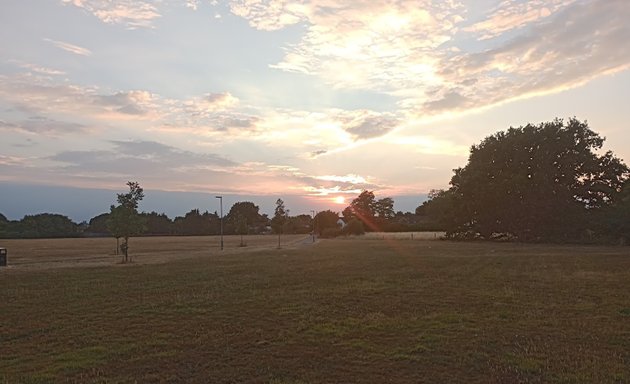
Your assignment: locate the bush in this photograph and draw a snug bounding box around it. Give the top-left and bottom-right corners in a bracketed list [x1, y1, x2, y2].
[321, 227, 342, 238]
[343, 218, 365, 236]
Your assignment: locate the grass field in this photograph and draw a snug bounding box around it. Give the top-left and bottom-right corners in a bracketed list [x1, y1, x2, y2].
[1, 236, 629, 383]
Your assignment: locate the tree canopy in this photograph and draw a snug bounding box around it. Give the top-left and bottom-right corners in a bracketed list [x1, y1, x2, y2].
[313, 210, 339, 235]
[107, 181, 146, 262]
[421, 118, 629, 242]
[225, 201, 266, 235]
[342, 190, 395, 231]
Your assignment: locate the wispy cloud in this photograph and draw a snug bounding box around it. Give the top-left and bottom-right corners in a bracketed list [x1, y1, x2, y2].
[61, 0, 161, 29]
[425, 0, 630, 117]
[43, 38, 92, 56]
[230, 0, 630, 120]
[465, 0, 575, 39]
[9, 60, 66, 76]
[0, 117, 88, 135]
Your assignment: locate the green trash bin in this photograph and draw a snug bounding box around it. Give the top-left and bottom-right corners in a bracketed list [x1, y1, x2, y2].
[0, 248, 6, 267]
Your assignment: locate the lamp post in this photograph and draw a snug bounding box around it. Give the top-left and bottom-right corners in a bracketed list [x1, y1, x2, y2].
[216, 196, 223, 250]
[310, 210, 316, 243]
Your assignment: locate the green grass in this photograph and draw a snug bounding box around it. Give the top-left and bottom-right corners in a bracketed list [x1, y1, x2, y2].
[1, 239, 629, 383]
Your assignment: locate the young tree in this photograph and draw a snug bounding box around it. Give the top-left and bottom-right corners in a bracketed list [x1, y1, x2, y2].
[271, 198, 287, 248]
[107, 181, 146, 262]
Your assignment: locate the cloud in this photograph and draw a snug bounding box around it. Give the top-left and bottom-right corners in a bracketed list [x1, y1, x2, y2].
[61, 0, 161, 29]
[186, 0, 200, 10]
[465, 0, 575, 39]
[49, 140, 237, 177]
[315, 174, 367, 184]
[9, 61, 66, 76]
[0, 155, 28, 166]
[0, 72, 263, 139]
[310, 149, 327, 158]
[229, 0, 307, 31]
[338, 111, 400, 140]
[230, 0, 630, 120]
[0, 74, 166, 122]
[183, 92, 239, 116]
[43, 38, 92, 56]
[426, 0, 630, 116]
[0, 117, 87, 135]
[263, 0, 460, 92]
[93, 90, 157, 116]
[421, 90, 470, 112]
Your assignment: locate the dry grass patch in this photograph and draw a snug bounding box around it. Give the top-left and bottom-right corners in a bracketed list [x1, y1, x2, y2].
[1, 239, 629, 383]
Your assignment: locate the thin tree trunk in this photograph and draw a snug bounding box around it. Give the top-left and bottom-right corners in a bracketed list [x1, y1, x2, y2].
[124, 237, 129, 263]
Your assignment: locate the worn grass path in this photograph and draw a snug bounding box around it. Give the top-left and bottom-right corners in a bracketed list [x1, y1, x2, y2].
[1, 238, 629, 383]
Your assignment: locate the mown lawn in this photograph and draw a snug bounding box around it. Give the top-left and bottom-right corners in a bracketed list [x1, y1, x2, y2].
[1, 239, 629, 383]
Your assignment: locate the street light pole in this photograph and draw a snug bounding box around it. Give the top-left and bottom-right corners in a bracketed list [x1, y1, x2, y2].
[216, 196, 223, 250]
[310, 210, 316, 243]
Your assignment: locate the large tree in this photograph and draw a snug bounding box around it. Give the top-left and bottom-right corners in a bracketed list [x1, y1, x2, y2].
[343, 191, 395, 231]
[428, 118, 629, 241]
[313, 210, 339, 235]
[107, 181, 146, 262]
[225, 201, 266, 235]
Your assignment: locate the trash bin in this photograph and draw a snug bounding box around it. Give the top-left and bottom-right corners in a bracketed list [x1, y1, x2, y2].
[0, 248, 6, 267]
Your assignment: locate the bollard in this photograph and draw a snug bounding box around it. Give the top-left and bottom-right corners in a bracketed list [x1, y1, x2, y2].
[0, 248, 7, 267]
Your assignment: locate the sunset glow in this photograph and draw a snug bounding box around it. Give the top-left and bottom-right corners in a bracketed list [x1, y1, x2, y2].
[334, 196, 346, 205]
[1, 1, 629, 220]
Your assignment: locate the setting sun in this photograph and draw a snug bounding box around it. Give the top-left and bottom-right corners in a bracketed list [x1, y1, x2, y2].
[333, 196, 346, 205]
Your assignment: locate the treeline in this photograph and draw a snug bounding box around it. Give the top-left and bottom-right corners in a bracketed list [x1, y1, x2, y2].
[0, 213, 83, 239]
[0, 200, 434, 239]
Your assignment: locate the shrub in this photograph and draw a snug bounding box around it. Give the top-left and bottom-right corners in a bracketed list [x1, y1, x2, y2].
[343, 218, 365, 236]
[321, 227, 342, 238]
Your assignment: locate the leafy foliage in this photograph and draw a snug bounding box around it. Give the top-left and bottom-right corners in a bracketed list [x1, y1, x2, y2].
[87, 213, 110, 234]
[271, 199, 288, 247]
[343, 191, 395, 231]
[343, 218, 365, 236]
[314, 210, 340, 235]
[421, 119, 629, 242]
[225, 202, 267, 235]
[0, 213, 79, 239]
[270, 199, 287, 235]
[107, 181, 146, 262]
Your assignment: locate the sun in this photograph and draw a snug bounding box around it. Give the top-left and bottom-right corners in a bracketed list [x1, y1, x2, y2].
[333, 196, 346, 204]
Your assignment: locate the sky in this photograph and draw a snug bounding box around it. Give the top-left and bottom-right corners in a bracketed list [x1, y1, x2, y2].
[1, 0, 629, 221]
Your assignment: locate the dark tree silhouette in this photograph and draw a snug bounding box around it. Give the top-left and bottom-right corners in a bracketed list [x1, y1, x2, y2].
[423, 118, 629, 241]
[225, 201, 266, 235]
[313, 210, 339, 235]
[343, 191, 396, 231]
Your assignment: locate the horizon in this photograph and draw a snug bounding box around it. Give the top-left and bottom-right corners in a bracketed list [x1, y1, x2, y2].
[0, 182, 428, 222]
[1, 1, 629, 218]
